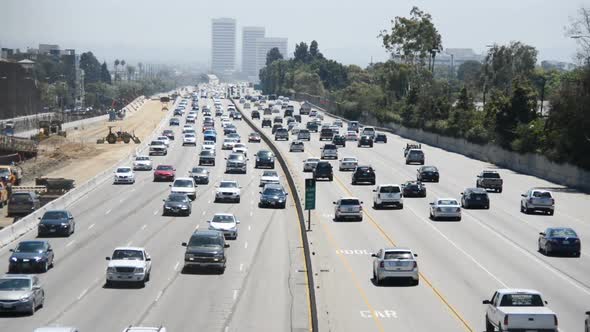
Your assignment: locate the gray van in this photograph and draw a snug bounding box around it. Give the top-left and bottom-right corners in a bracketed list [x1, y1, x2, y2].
[7, 192, 41, 217]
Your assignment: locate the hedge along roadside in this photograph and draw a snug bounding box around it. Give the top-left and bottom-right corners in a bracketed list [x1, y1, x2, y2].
[0, 94, 178, 249]
[230, 97, 319, 332]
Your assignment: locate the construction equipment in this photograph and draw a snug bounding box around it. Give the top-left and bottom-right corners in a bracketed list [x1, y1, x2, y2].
[34, 120, 67, 141]
[0, 165, 23, 185]
[96, 126, 141, 144]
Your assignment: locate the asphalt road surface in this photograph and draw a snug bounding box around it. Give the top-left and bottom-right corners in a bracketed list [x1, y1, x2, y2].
[236, 96, 590, 332]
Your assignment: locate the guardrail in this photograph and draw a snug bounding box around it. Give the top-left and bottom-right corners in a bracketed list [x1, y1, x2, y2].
[0, 95, 176, 249]
[230, 97, 319, 332]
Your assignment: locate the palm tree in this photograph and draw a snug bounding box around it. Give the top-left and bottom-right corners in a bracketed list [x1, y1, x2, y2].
[120, 60, 126, 80]
[114, 59, 120, 81]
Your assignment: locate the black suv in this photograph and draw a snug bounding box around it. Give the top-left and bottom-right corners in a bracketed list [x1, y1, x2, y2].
[358, 135, 374, 147]
[320, 128, 334, 141]
[313, 161, 333, 181]
[417, 166, 439, 182]
[255, 150, 275, 168]
[251, 110, 260, 119]
[351, 166, 376, 185]
[374, 133, 387, 143]
[461, 188, 490, 209]
[262, 118, 272, 128]
[332, 134, 346, 147]
[402, 181, 427, 197]
[271, 124, 283, 134]
[182, 230, 229, 273]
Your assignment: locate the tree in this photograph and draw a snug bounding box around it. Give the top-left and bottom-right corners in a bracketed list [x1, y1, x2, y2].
[493, 79, 538, 148]
[114, 59, 120, 76]
[482, 42, 538, 93]
[294, 42, 309, 62]
[309, 40, 323, 59]
[457, 60, 482, 88]
[380, 7, 443, 68]
[79, 52, 102, 87]
[138, 62, 144, 79]
[266, 47, 283, 66]
[566, 6, 590, 63]
[100, 61, 111, 84]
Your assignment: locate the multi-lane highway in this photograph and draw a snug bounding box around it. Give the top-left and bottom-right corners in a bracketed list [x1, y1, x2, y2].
[235, 94, 590, 332]
[0, 91, 310, 332]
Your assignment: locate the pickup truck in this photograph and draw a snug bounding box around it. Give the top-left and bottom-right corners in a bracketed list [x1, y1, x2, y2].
[148, 141, 167, 156]
[477, 170, 503, 193]
[483, 289, 558, 332]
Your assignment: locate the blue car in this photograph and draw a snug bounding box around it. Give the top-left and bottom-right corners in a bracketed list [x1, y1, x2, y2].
[538, 227, 581, 257]
[9, 240, 55, 273]
[203, 130, 217, 143]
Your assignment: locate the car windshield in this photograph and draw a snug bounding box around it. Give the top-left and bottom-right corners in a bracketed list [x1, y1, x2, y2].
[112, 250, 144, 260]
[438, 200, 458, 206]
[151, 141, 164, 145]
[156, 165, 173, 170]
[471, 193, 488, 199]
[229, 154, 244, 161]
[0, 169, 10, 177]
[357, 167, 372, 172]
[184, 134, 195, 138]
[340, 199, 360, 205]
[422, 167, 437, 172]
[189, 235, 222, 248]
[201, 151, 213, 156]
[212, 215, 235, 223]
[157, 136, 168, 140]
[307, 158, 320, 163]
[263, 171, 278, 177]
[548, 228, 577, 237]
[532, 191, 552, 198]
[482, 172, 500, 178]
[43, 211, 67, 219]
[191, 168, 206, 174]
[16, 241, 45, 252]
[220, 182, 237, 188]
[324, 145, 336, 150]
[384, 251, 413, 260]
[117, 167, 131, 173]
[409, 150, 423, 156]
[136, 156, 149, 161]
[263, 188, 283, 195]
[173, 180, 193, 187]
[0, 278, 31, 291]
[168, 195, 187, 202]
[500, 294, 544, 307]
[380, 186, 400, 193]
[343, 158, 356, 162]
[405, 183, 420, 189]
[10, 193, 31, 202]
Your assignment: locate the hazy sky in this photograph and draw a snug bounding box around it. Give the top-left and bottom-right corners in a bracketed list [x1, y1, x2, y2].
[0, 0, 584, 68]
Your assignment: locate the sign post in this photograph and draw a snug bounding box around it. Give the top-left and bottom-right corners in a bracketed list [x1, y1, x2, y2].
[305, 178, 316, 231]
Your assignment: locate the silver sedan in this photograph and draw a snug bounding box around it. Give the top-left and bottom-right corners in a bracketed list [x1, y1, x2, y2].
[429, 198, 461, 221]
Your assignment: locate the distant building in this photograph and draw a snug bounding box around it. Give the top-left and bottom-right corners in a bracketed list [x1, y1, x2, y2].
[207, 74, 219, 85]
[255, 37, 288, 76]
[211, 18, 236, 77]
[435, 48, 485, 67]
[38, 44, 59, 55]
[242, 26, 265, 78]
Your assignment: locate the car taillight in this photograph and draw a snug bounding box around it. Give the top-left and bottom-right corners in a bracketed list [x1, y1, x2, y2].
[553, 314, 558, 326]
[456, 208, 461, 212]
[551, 198, 555, 204]
[379, 261, 384, 268]
[504, 315, 508, 326]
[412, 261, 417, 269]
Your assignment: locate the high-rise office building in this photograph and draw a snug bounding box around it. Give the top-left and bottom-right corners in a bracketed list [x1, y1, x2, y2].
[211, 18, 236, 76]
[242, 27, 265, 77]
[255, 37, 288, 75]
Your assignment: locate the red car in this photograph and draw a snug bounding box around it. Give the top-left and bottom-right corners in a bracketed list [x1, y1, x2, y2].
[248, 132, 261, 143]
[153, 165, 176, 182]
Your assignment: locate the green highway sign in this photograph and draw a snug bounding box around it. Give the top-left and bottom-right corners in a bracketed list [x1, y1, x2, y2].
[305, 178, 316, 210]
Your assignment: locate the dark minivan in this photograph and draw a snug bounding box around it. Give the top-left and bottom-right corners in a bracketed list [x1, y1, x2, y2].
[313, 161, 333, 181]
[8, 192, 41, 217]
[182, 230, 229, 273]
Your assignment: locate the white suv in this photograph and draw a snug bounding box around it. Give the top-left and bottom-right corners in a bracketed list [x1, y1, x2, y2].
[373, 184, 403, 209]
[170, 177, 196, 200]
[521, 189, 555, 215]
[106, 247, 152, 287]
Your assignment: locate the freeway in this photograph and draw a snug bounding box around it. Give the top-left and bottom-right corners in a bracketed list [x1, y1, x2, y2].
[0, 92, 310, 332]
[236, 96, 590, 332]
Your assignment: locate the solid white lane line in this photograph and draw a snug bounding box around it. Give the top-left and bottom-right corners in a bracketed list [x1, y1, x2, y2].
[88, 223, 95, 230]
[105, 209, 112, 215]
[174, 261, 180, 271]
[233, 289, 238, 301]
[155, 290, 163, 302]
[207, 200, 211, 204]
[202, 211, 206, 216]
[66, 240, 75, 247]
[77, 288, 88, 300]
[141, 224, 147, 231]
[249, 211, 253, 217]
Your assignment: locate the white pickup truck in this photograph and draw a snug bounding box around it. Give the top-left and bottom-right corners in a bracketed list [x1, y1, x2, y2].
[483, 289, 558, 332]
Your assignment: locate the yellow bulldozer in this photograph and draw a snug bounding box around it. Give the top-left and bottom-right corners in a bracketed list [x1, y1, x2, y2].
[96, 126, 140, 144]
[32, 120, 67, 141]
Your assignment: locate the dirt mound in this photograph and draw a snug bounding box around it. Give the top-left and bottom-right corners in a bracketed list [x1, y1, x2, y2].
[48, 142, 99, 160]
[39, 135, 68, 146]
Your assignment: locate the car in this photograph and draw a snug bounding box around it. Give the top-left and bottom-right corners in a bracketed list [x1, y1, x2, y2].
[358, 135, 374, 148]
[346, 130, 358, 141]
[186, 114, 196, 123]
[133, 155, 153, 171]
[460, 188, 490, 209]
[483, 289, 558, 332]
[372, 248, 419, 285]
[289, 140, 305, 152]
[404, 143, 422, 157]
[320, 127, 334, 141]
[199, 150, 216, 166]
[374, 133, 387, 143]
[149, 140, 167, 156]
[182, 133, 197, 146]
[162, 129, 175, 140]
[259, 183, 288, 209]
[263, 108, 272, 116]
[232, 143, 248, 156]
[169, 118, 180, 126]
[402, 181, 427, 197]
[9, 240, 54, 273]
[297, 129, 311, 141]
[248, 132, 261, 142]
[162, 193, 192, 216]
[321, 143, 338, 159]
[37, 210, 75, 237]
[361, 126, 376, 139]
[170, 177, 196, 200]
[373, 184, 403, 209]
[153, 165, 175, 181]
[333, 119, 343, 127]
[476, 170, 503, 193]
[405, 149, 425, 165]
[429, 198, 461, 221]
[339, 157, 358, 171]
[105, 247, 152, 287]
[352, 166, 376, 185]
[215, 180, 241, 203]
[233, 112, 242, 120]
[333, 197, 363, 221]
[332, 134, 346, 147]
[182, 230, 228, 273]
[7, 192, 41, 217]
[300, 157, 319, 173]
[203, 130, 217, 143]
[223, 125, 237, 135]
[521, 189, 555, 215]
[208, 213, 240, 239]
[155, 136, 170, 147]
[225, 153, 248, 174]
[348, 121, 360, 133]
[255, 150, 275, 168]
[586, 311, 590, 332]
[183, 124, 194, 132]
[222, 137, 239, 150]
[174, 108, 183, 116]
[275, 128, 289, 140]
[417, 166, 439, 182]
[306, 122, 319, 132]
[0, 274, 44, 315]
[262, 118, 272, 128]
[271, 124, 283, 134]
[114, 167, 135, 184]
[251, 110, 260, 119]
[188, 167, 210, 184]
[313, 161, 333, 181]
[244, 103, 251, 109]
[538, 227, 581, 257]
[226, 132, 241, 142]
[201, 140, 216, 151]
[259, 170, 280, 187]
